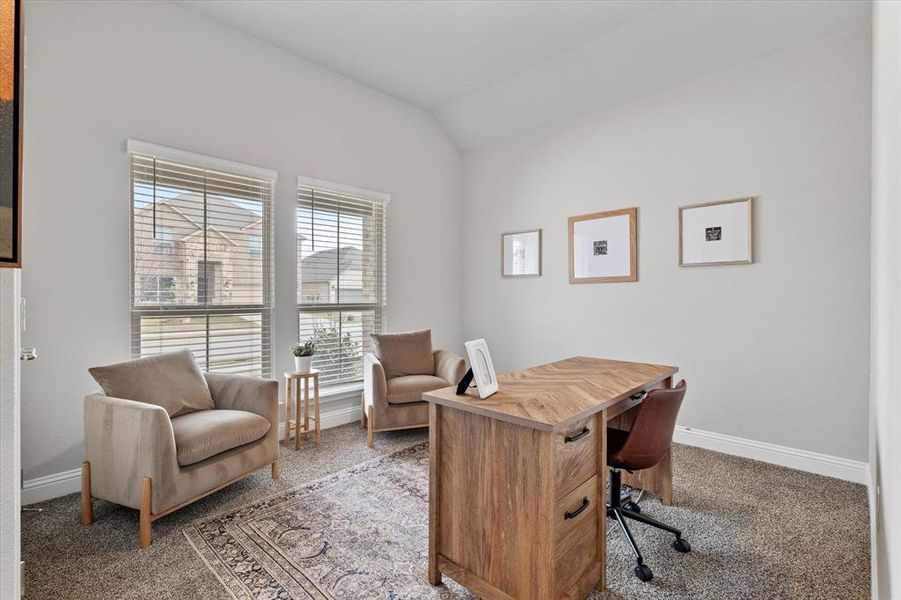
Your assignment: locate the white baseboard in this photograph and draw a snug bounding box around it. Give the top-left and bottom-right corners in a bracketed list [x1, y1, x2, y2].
[22, 403, 364, 506]
[21, 468, 83, 506]
[674, 425, 868, 484]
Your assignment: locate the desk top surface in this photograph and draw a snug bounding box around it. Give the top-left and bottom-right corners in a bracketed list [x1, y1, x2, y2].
[423, 356, 678, 432]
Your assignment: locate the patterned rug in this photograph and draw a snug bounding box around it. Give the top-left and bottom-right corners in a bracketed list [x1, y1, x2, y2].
[185, 440, 871, 600]
[184, 442, 473, 599]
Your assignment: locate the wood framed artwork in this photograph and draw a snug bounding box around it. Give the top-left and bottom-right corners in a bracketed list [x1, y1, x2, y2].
[0, 0, 23, 267]
[679, 197, 753, 267]
[501, 228, 541, 278]
[568, 207, 637, 283]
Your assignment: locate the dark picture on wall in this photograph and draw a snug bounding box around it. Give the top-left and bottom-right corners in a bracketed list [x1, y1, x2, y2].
[593, 240, 608, 255]
[0, 0, 22, 267]
[705, 226, 722, 241]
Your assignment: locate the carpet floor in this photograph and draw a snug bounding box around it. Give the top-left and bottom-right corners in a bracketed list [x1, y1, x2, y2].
[21, 423, 869, 599]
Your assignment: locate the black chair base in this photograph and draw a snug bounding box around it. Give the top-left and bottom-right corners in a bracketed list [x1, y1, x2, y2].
[607, 468, 690, 582]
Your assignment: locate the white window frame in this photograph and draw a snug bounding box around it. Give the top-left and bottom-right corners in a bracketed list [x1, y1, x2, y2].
[128, 139, 277, 377]
[296, 176, 389, 387]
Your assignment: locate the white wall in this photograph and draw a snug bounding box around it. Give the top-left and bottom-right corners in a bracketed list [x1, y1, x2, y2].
[870, 2, 901, 596]
[462, 30, 871, 462]
[20, 0, 461, 481]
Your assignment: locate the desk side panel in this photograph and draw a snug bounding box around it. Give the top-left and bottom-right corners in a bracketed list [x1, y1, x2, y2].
[437, 407, 555, 599]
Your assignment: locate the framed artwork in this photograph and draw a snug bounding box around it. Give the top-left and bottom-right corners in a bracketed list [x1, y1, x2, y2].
[1, 0, 22, 267]
[679, 197, 753, 267]
[501, 229, 541, 278]
[464, 338, 498, 399]
[568, 207, 637, 284]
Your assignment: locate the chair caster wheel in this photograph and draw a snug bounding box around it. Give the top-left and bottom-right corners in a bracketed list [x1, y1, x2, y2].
[623, 500, 641, 513]
[634, 564, 653, 582]
[673, 538, 691, 553]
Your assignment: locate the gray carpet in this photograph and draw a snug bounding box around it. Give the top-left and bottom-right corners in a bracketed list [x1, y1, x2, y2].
[21, 423, 869, 599]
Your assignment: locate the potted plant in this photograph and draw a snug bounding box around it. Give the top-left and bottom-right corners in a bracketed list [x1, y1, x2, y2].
[291, 340, 315, 373]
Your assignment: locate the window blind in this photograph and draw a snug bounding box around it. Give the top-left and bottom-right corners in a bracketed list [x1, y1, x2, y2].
[130, 151, 274, 377]
[297, 185, 387, 386]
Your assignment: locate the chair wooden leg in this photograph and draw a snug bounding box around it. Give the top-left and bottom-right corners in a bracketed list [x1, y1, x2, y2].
[360, 397, 367, 428]
[271, 459, 280, 480]
[139, 477, 152, 549]
[367, 405, 375, 448]
[81, 462, 94, 526]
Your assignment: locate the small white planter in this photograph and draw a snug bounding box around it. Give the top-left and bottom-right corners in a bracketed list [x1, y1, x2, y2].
[294, 355, 313, 373]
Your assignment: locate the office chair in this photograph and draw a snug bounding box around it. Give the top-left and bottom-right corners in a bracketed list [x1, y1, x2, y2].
[607, 380, 690, 582]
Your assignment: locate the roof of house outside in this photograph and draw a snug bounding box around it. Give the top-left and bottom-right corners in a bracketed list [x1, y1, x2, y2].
[301, 246, 361, 284]
[138, 194, 262, 237]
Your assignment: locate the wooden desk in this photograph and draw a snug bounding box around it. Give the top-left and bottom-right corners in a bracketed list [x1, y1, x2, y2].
[423, 356, 678, 599]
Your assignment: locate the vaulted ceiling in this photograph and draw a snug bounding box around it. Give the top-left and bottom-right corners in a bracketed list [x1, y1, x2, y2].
[178, 1, 870, 150]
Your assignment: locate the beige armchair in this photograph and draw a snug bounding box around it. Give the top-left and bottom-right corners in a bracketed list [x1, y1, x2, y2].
[362, 329, 465, 447]
[82, 350, 279, 548]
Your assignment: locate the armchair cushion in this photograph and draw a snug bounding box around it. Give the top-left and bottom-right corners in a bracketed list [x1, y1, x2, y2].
[171, 409, 270, 466]
[88, 349, 214, 417]
[371, 329, 434, 379]
[387, 375, 450, 405]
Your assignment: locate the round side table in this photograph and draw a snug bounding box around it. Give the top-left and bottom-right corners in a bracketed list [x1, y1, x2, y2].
[284, 369, 320, 449]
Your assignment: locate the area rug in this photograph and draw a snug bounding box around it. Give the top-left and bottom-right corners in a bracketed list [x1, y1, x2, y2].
[185, 440, 870, 600]
[184, 442, 474, 599]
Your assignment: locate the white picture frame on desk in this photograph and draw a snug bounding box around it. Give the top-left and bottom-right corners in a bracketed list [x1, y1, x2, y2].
[464, 338, 499, 399]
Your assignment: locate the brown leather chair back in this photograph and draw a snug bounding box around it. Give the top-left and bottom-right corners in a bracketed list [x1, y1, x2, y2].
[609, 380, 687, 471]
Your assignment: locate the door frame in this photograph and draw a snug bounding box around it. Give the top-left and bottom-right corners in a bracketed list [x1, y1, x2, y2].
[0, 269, 22, 597]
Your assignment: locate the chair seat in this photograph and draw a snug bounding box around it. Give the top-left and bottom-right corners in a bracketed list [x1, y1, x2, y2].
[387, 375, 450, 405]
[171, 409, 270, 466]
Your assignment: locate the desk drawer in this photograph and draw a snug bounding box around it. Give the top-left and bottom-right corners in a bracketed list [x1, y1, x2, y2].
[555, 527, 598, 597]
[554, 418, 597, 499]
[554, 475, 598, 555]
[554, 476, 599, 596]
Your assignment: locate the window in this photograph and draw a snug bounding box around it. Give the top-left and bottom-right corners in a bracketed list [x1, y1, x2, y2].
[130, 141, 275, 377]
[249, 234, 262, 259]
[297, 179, 388, 386]
[139, 275, 175, 303]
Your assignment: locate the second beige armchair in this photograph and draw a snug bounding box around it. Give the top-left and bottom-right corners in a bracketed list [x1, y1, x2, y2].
[362, 329, 465, 447]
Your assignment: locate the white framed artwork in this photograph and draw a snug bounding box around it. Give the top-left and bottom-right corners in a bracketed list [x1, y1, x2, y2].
[502, 229, 542, 278]
[568, 207, 637, 284]
[679, 197, 753, 266]
[464, 338, 499, 399]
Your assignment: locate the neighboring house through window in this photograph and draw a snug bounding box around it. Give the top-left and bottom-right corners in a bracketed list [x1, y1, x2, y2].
[296, 178, 388, 386]
[129, 140, 276, 377]
[139, 275, 175, 304]
[153, 225, 175, 253]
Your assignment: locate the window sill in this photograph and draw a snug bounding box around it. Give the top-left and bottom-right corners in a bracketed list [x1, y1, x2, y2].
[320, 381, 364, 400]
[279, 382, 361, 412]
[279, 381, 363, 405]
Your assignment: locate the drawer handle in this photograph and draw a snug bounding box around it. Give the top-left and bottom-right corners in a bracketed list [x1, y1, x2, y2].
[564, 497, 590, 520]
[564, 427, 590, 443]
[630, 390, 647, 400]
